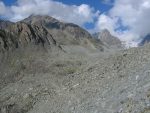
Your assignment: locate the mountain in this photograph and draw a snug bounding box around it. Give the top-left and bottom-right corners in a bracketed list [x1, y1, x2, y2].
[0, 19, 14, 29]
[0, 15, 104, 90]
[0, 15, 104, 53]
[93, 29, 123, 49]
[139, 34, 150, 46]
[1, 15, 150, 113]
[22, 15, 104, 50]
[0, 22, 59, 54]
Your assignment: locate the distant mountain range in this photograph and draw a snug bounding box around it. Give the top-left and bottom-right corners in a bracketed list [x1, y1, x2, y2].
[2, 15, 149, 53]
[0, 15, 104, 53]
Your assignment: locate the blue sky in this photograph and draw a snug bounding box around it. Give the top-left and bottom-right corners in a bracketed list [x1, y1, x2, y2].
[54, 0, 114, 30]
[3, 0, 113, 11]
[54, 0, 113, 12]
[2, 0, 17, 6]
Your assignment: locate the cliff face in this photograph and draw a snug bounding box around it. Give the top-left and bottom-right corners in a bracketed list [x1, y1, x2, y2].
[23, 15, 104, 50]
[0, 22, 58, 53]
[0, 15, 104, 53]
[100, 29, 122, 47]
[93, 29, 123, 49]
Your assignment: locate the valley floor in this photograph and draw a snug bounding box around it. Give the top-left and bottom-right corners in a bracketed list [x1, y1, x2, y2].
[1, 45, 150, 113]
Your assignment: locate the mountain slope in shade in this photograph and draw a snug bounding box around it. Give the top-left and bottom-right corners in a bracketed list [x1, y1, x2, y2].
[22, 15, 104, 50]
[0, 15, 104, 53]
[0, 19, 14, 29]
[0, 22, 59, 53]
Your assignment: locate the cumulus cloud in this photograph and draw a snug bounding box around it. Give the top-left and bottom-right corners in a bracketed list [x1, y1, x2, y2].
[0, 0, 98, 26]
[0, 1, 9, 15]
[111, 0, 150, 36]
[96, 0, 150, 47]
[95, 14, 117, 34]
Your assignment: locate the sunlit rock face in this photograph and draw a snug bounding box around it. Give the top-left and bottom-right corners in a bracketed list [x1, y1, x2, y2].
[93, 29, 123, 49]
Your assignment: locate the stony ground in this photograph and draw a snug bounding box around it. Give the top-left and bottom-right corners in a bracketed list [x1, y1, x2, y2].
[1, 44, 150, 113]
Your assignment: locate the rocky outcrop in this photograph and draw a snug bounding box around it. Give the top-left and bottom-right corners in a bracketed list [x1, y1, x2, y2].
[0, 30, 18, 52]
[94, 29, 122, 49]
[0, 22, 58, 53]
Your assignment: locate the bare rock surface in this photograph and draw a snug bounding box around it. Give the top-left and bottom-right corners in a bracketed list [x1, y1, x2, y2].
[93, 29, 123, 50]
[23, 15, 104, 50]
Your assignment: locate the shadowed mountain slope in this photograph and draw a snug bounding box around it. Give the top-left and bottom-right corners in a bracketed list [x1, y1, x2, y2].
[0, 20, 14, 29]
[23, 15, 104, 50]
[0, 15, 104, 53]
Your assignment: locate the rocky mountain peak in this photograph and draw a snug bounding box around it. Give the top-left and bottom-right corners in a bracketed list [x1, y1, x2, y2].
[93, 29, 123, 49]
[100, 29, 110, 35]
[0, 15, 104, 53]
[101, 29, 122, 48]
[22, 15, 104, 50]
[23, 15, 59, 25]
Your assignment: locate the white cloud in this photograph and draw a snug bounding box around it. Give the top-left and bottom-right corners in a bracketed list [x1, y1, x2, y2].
[96, 0, 150, 47]
[95, 14, 117, 35]
[0, 2, 8, 15]
[110, 0, 150, 36]
[0, 0, 98, 26]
